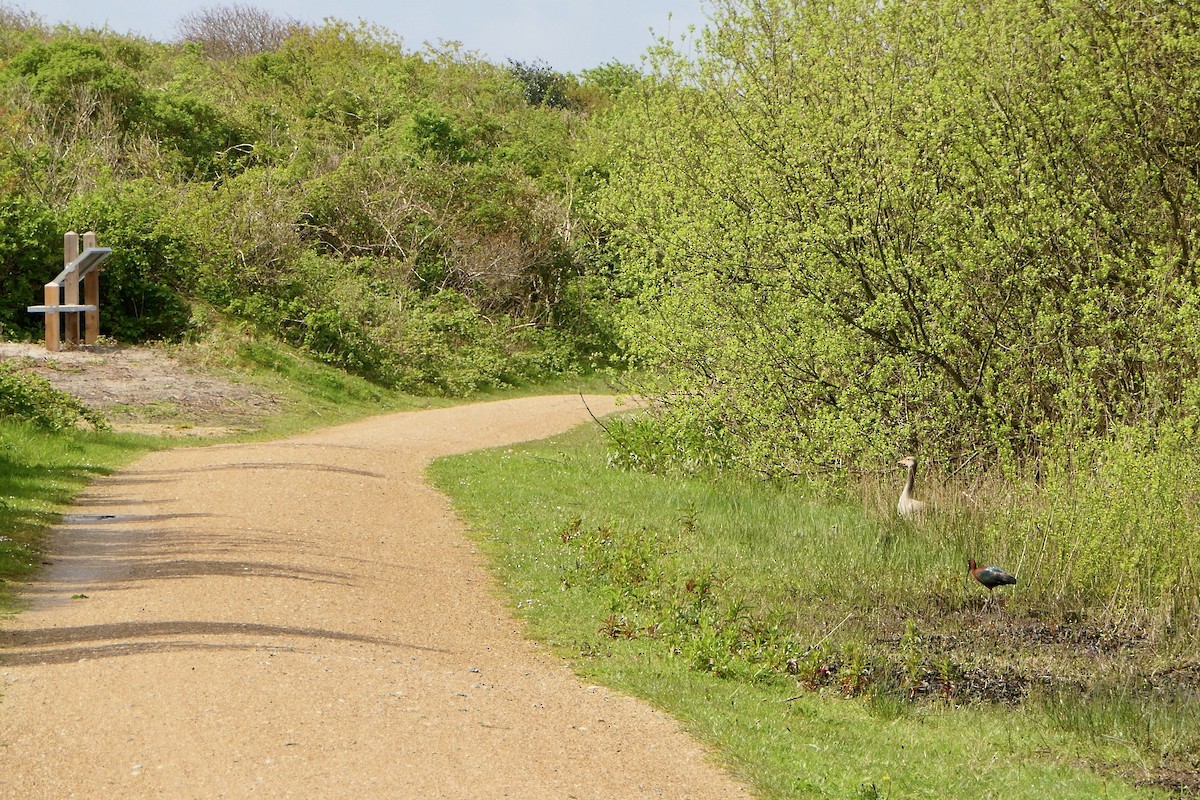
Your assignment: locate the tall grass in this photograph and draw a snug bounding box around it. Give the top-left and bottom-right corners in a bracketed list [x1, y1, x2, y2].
[973, 426, 1200, 639]
[1037, 679, 1200, 778]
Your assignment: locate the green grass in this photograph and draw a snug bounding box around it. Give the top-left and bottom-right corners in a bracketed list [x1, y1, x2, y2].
[166, 323, 620, 439]
[165, 332, 442, 439]
[0, 422, 161, 612]
[614, 659, 1157, 799]
[428, 422, 1179, 799]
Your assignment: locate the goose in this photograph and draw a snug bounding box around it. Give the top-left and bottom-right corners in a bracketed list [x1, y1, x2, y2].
[896, 455, 927, 518]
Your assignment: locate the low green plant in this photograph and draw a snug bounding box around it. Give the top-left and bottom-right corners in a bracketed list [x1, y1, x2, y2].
[0, 361, 107, 431]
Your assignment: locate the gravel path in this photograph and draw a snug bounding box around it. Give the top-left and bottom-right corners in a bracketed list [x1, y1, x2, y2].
[0, 395, 751, 799]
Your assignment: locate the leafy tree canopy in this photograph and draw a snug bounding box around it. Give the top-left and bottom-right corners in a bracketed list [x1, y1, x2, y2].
[603, 0, 1200, 475]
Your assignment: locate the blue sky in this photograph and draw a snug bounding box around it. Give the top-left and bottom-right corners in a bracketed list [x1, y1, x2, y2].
[25, 0, 709, 73]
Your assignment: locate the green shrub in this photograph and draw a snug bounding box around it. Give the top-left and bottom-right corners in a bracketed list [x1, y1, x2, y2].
[9, 39, 142, 115]
[67, 182, 198, 342]
[0, 362, 106, 431]
[140, 91, 246, 178]
[0, 194, 60, 339]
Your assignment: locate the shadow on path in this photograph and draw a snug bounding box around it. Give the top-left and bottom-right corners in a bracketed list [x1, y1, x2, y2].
[0, 620, 449, 666]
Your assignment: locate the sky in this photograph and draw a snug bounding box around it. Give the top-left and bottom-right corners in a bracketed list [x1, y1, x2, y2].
[24, 0, 710, 73]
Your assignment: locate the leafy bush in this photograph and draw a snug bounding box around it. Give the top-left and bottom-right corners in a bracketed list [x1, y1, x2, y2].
[604, 0, 1200, 475]
[140, 91, 246, 178]
[0, 194, 60, 339]
[9, 40, 142, 114]
[0, 361, 106, 430]
[67, 182, 198, 342]
[507, 59, 573, 110]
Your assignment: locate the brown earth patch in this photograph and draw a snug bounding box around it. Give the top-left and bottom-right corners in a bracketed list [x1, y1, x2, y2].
[0, 341, 280, 436]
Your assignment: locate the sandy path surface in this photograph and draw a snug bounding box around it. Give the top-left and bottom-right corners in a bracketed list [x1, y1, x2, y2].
[0, 395, 751, 799]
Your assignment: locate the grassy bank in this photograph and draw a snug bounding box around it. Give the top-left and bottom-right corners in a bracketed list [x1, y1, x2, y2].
[0, 423, 154, 612]
[429, 421, 1190, 798]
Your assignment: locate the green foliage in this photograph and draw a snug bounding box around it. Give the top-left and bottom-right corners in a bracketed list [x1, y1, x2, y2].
[0, 193, 58, 338]
[577, 61, 640, 100]
[66, 182, 198, 342]
[139, 90, 245, 177]
[0, 361, 106, 430]
[9, 39, 142, 112]
[410, 105, 481, 163]
[0, 18, 626, 394]
[603, 0, 1200, 475]
[602, 411, 735, 475]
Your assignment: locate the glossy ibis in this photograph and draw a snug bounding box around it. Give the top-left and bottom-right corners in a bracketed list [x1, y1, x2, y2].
[968, 558, 1017, 592]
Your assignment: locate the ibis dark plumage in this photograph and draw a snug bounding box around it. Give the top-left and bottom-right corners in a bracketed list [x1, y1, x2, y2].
[968, 558, 1017, 592]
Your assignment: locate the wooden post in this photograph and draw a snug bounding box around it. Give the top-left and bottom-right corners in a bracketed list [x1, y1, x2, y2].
[29, 230, 107, 351]
[63, 231, 80, 348]
[43, 283, 60, 352]
[82, 231, 99, 344]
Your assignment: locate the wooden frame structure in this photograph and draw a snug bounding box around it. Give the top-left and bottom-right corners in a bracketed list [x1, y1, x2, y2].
[27, 232, 111, 352]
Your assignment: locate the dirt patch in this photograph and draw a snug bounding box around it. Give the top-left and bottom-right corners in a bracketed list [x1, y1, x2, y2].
[0, 341, 280, 436]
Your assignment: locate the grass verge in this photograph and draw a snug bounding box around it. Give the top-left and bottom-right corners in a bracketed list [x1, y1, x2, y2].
[429, 421, 1182, 799]
[0, 423, 158, 613]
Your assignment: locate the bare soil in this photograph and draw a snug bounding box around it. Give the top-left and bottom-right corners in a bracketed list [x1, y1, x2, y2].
[0, 341, 281, 436]
[0, 345, 751, 798]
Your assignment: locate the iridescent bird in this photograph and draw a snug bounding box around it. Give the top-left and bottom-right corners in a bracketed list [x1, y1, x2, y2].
[968, 558, 1017, 592]
[896, 456, 927, 518]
